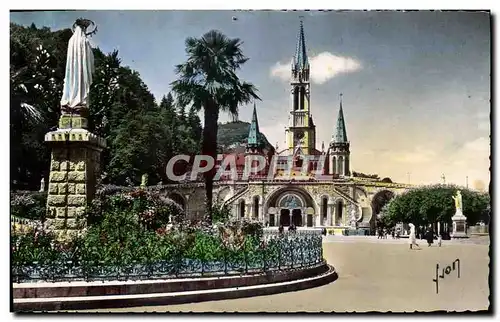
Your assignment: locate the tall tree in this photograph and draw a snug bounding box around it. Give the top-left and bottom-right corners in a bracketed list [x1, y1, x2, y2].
[382, 185, 490, 228]
[10, 23, 71, 189]
[171, 30, 259, 222]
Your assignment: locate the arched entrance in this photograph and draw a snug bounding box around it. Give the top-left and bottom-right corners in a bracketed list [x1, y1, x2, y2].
[371, 190, 395, 231]
[278, 193, 304, 227]
[292, 209, 302, 226]
[265, 187, 315, 227]
[280, 209, 291, 226]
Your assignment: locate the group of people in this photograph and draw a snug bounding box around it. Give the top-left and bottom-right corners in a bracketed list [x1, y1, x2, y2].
[377, 228, 401, 239]
[278, 224, 297, 234]
[408, 224, 442, 249]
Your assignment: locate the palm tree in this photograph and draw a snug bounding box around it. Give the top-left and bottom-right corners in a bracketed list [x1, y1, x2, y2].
[171, 30, 259, 223]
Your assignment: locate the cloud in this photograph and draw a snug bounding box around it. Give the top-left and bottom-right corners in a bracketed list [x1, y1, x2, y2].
[270, 52, 362, 85]
[392, 146, 437, 164]
[463, 137, 490, 153]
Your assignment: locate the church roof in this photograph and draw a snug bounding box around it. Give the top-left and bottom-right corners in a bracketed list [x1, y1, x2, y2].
[333, 95, 348, 144]
[247, 103, 261, 148]
[292, 19, 309, 71]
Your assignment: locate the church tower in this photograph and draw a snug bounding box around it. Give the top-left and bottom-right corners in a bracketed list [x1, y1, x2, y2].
[245, 103, 266, 177]
[285, 19, 316, 156]
[247, 102, 262, 153]
[329, 94, 350, 177]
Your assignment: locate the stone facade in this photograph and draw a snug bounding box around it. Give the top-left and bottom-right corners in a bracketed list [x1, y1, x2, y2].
[44, 129, 106, 239]
[160, 180, 411, 232]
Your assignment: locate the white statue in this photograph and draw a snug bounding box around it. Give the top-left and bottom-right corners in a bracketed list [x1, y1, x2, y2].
[60, 19, 96, 110]
[452, 190, 463, 210]
[39, 177, 45, 192]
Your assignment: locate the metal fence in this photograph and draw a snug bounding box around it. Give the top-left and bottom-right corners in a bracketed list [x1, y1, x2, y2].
[12, 233, 324, 283]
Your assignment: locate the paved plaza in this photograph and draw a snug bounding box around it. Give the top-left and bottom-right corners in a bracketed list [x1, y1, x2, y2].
[89, 236, 490, 313]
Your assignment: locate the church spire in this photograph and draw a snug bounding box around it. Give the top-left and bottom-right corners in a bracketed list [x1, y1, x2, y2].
[333, 94, 348, 143]
[292, 18, 309, 72]
[247, 102, 261, 148]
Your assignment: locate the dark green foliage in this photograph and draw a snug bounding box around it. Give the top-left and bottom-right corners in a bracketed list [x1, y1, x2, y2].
[10, 23, 202, 189]
[211, 203, 232, 223]
[352, 171, 380, 179]
[10, 23, 70, 190]
[240, 220, 264, 241]
[12, 225, 322, 282]
[10, 191, 47, 221]
[12, 229, 68, 267]
[382, 184, 490, 227]
[85, 187, 185, 230]
[217, 121, 272, 152]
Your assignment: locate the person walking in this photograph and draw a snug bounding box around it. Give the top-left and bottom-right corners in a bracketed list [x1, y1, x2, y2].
[409, 223, 420, 250]
[425, 228, 434, 247]
[437, 233, 442, 247]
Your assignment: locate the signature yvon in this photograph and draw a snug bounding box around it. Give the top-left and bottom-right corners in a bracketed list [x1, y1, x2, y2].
[432, 259, 461, 294]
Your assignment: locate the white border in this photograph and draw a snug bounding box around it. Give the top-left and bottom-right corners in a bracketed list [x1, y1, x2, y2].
[2, 1, 497, 320]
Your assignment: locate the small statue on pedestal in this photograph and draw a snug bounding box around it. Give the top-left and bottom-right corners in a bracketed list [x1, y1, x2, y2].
[140, 174, 148, 188]
[39, 177, 45, 192]
[452, 190, 463, 211]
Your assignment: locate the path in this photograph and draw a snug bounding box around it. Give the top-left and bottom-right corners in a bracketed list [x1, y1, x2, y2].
[84, 237, 490, 312]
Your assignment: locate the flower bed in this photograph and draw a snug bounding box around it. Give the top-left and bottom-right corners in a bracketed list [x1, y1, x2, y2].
[11, 187, 323, 283]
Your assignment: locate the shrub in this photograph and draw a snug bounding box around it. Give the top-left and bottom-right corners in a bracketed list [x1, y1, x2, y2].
[10, 191, 47, 221]
[84, 187, 185, 230]
[211, 203, 232, 223]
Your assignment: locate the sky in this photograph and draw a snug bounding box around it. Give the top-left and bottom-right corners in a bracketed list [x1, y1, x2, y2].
[10, 10, 491, 189]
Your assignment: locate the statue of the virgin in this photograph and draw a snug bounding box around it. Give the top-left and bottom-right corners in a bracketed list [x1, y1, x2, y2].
[60, 18, 96, 112]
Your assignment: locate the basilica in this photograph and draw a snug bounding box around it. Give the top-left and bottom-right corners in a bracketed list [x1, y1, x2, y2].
[164, 21, 412, 234]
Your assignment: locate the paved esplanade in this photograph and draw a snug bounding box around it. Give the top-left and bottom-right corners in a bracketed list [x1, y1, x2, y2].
[95, 236, 490, 312]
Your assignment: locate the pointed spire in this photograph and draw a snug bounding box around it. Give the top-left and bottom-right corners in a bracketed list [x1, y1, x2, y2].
[247, 102, 261, 148]
[333, 93, 348, 143]
[292, 18, 309, 71]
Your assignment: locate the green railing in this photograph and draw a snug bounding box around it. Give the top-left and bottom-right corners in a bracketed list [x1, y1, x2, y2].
[12, 233, 323, 283]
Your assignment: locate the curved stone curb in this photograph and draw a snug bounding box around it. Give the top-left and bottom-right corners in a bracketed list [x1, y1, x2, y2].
[13, 264, 337, 311]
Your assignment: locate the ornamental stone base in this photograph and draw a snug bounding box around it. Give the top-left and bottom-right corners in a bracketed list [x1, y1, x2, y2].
[451, 209, 468, 239]
[44, 128, 106, 240]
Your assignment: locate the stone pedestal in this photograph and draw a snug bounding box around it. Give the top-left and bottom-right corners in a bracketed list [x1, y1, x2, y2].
[44, 127, 106, 239]
[451, 209, 468, 238]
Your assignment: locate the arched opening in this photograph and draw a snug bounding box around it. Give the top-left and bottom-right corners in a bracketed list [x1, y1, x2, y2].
[168, 193, 186, 210]
[371, 190, 396, 230]
[264, 187, 315, 227]
[336, 200, 343, 225]
[307, 214, 313, 227]
[253, 196, 259, 219]
[293, 87, 299, 111]
[295, 156, 303, 169]
[292, 209, 303, 227]
[321, 197, 328, 225]
[332, 156, 337, 174]
[337, 156, 343, 176]
[280, 209, 290, 226]
[239, 200, 246, 219]
[299, 87, 305, 110]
